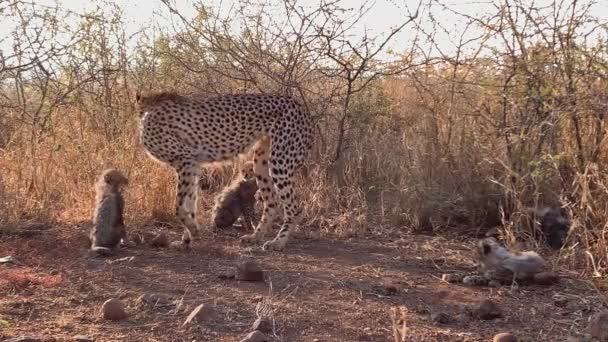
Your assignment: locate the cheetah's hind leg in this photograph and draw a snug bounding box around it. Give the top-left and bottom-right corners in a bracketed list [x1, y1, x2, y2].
[260, 114, 311, 251]
[262, 176, 301, 251]
[240, 137, 280, 245]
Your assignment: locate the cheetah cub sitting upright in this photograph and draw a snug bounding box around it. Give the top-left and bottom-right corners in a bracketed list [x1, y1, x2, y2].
[211, 161, 259, 231]
[89, 168, 130, 256]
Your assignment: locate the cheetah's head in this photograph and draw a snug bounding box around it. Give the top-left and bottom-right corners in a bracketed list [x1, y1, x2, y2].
[474, 237, 502, 261]
[239, 161, 255, 180]
[100, 169, 129, 188]
[212, 206, 239, 229]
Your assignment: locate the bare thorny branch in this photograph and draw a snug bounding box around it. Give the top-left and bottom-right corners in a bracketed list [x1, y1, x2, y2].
[157, 0, 425, 163]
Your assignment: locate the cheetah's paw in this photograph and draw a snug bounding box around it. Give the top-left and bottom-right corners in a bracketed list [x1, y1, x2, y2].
[262, 239, 286, 251]
[121, 241, 137, 248]
[190, 227, 201, 238]
[170, 240, 191, 251]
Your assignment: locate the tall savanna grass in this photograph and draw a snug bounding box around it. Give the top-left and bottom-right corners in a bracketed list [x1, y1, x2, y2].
[0, 0, 606, 281]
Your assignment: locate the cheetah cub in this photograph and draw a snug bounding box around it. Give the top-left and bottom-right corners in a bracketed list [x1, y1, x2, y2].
[443, 238, 556, 287]
[211, 161, 259, 231]
[474, 237, 546, 286]
[89, 168, 129, 256]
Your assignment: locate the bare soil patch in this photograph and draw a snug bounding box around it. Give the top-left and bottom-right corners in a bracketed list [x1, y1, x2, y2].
[0, 226, 601, 341]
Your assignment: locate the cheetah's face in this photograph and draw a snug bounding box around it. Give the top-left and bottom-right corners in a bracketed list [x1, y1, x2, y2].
[540, 209, 570, 249]
[473, 237, 500, 264]
[101, 169, 129, 187]
[213, 207, 239, 229]
[240, 162, 255, 180]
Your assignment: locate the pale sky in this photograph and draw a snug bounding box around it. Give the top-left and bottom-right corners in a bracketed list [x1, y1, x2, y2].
[1, 0, 607, 60]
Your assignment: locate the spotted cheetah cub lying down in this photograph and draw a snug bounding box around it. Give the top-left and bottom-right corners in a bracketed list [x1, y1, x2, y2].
[211, 161, 259, 231]
[443, 238, 558, 287]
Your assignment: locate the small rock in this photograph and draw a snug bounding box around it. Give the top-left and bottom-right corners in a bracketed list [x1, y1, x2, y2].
[183, 304, 215, 325]
[235, 259, 264, 282]
[441, 273, 463, 283]
[471, 299, 502, 320]
[73, 335, 94, 342]
[533, 271, 559, 285]
[239, 331, 268, 342]
[588, 310, 608, 341]
[493, 332, 517, 342]
[137, 293, 170, 308]
[381, 279, 400, 295]
[6, 337, 41, 342]
[150, 232, 169, 248]
[217, 269, 236, 280]
[101, 298, 128, 321]
[431, 312, 450, 324]
[252, 317, 273, 333]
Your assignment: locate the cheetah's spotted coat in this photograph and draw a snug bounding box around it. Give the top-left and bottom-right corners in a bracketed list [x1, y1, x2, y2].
[137, 92, 314, 250]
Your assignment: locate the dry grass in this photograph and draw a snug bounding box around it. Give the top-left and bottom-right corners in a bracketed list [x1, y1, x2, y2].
[1, 71, 608, 283]
[1, 0, 607, 301]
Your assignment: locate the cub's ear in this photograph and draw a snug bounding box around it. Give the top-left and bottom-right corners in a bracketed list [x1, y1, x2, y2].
[482, 243, 492, 255]
[478, 239, 493, 255]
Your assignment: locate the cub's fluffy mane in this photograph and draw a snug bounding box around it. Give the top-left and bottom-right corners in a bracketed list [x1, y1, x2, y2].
[136, 91, 188, 108]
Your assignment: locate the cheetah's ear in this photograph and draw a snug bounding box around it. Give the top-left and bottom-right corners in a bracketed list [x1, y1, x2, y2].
[481, 241, 492, 255]
[103, 171, 116, 183]
[135, 92, 142, 103]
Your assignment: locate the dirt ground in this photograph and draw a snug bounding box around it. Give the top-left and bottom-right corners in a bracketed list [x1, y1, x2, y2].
[0, 225, 603, 342]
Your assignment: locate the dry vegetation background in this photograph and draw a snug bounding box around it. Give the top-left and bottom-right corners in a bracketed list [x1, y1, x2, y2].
[0, 0, 607, 283]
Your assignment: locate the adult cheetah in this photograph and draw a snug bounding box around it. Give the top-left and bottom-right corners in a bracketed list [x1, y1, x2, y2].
[136, 92, 314, 251]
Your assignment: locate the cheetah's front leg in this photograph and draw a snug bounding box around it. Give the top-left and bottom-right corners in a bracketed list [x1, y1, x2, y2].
[239, 182, 278, 244]
[174, 160, 202, 247]
[239, 202, 256, 231]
